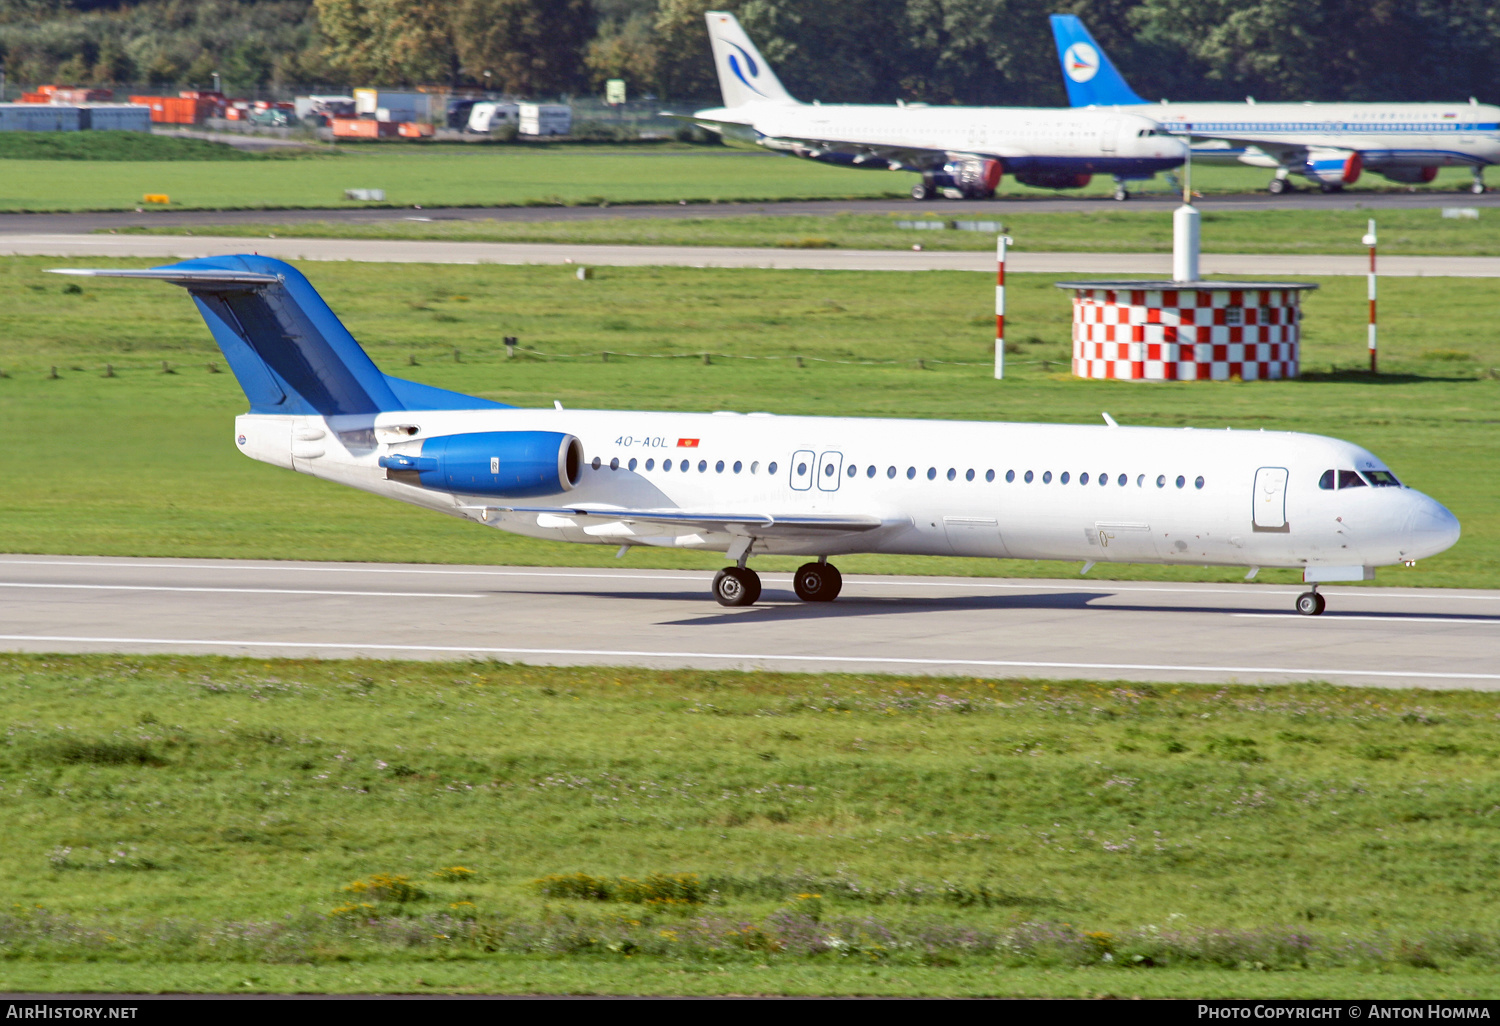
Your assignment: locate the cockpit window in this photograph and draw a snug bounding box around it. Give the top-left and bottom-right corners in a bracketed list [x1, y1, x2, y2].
[1364, 470, 1401, 487]
[1318, 470, 1335, 490]
[1338, 470, 1367, 489]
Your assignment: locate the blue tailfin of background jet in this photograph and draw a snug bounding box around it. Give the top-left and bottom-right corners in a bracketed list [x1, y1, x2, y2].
[51, 255, 508, 415]
[1048, 14, 1147, 107]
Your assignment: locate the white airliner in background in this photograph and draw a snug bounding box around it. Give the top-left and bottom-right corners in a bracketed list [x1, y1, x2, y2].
[686, 11, 1186, 201]
[1051, 15, 1500, 194]
[54, 256, 1461, 616]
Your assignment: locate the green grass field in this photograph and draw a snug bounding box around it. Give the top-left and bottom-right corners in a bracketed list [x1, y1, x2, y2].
[2, 654, 1499, 996]
[1, 256, 1496, 587]
[119, 206, 1500, 256]
[0, 134, 1489, 211]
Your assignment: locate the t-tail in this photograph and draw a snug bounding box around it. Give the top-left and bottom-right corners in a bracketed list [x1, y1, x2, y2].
[49, 255, 507, 415]
[704, 10, 795, 108]
[1048, 14, 1147, 107]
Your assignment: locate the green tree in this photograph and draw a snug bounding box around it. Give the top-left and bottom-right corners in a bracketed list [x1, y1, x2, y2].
[453, 0, 595, 96]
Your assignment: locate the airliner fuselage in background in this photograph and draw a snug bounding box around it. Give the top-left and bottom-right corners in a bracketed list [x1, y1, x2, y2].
[53, 256, 1460, 617]
[689, 11, 1186, 201]
[1050, 14, 1500, 194]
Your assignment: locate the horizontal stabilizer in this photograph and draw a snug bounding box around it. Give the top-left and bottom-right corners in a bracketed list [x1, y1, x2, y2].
[49, 267, 280, 287]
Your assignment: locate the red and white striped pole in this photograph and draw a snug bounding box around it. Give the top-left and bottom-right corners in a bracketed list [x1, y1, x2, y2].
[1362, 218, 1378, 374]
[995, 234, 1014, 380]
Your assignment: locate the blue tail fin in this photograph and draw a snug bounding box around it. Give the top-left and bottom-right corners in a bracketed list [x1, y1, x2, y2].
[50, 254, 507, 415]
[1048, 14, 1147, 107]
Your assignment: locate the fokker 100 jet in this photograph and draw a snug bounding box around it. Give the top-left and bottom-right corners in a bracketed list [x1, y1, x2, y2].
[1050, 14, 1500, 195]
[54, 256, 1460, 615]
[686, 11, 1186, 201]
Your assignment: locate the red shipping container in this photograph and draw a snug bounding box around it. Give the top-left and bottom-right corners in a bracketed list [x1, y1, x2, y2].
[19, 92, 49, 104]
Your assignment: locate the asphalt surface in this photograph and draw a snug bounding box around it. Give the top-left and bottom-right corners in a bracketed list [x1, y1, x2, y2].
[8, 232, 1498, 276]
[4, 555, 1498, 688]
[2, 189, 1499, 235]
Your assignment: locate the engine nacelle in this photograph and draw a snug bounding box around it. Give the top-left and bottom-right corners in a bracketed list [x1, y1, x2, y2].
[379, 430, 583, 497]
[1303, 148, 1362, 185]
[1376, 166, 1439, 185]
[1013, 170, 1092, 190]
[931, 158, 1003, 197]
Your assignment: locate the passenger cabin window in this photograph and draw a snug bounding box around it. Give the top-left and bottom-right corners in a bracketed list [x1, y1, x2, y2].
[1366, 470, 1402, 487]
[628, 458, 637, 471]
[1338, 470, 1367, 489]
[768, 462, 778, 474]
[646, 458, 655, 471]
[1318, 469, 1335, 490]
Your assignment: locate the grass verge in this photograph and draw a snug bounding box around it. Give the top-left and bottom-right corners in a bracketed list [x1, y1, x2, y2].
[0, 257, 1496, 587]
[2, 654, 1500, 996]
[0, 143, 1488, 212]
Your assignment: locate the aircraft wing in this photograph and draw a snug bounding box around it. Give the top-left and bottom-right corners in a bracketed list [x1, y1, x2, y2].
[464, 504, 886, 537]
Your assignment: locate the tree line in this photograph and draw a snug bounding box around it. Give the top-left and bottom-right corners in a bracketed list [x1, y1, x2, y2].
[1, 0, 1497, 105]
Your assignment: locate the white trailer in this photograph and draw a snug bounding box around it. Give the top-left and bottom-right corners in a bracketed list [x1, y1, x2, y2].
[467, 102, 520, 133]
[519, 103, 571, 136]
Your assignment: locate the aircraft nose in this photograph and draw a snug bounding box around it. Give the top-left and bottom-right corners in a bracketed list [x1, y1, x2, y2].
[1405, 498, 1461, 560]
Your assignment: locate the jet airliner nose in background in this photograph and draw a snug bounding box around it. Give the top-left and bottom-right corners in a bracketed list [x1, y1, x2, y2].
[685, 11, 1186, 201]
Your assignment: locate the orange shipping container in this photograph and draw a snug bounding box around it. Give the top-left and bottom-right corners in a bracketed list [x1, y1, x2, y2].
[37, 85, 59, 96]
[332, 118, 398, 138]
[397, 121, 434, 138]
[19, 92, 49, 104]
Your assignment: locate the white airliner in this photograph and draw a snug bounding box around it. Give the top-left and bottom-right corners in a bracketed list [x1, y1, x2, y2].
[687, 11, 1186, 201]
[54, 256, 1461, 616]
[1051, 15, 1500, 194]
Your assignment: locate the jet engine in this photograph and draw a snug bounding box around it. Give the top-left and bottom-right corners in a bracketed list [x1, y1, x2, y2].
[1302, 149, 1363, 187]
[1376, 166, 1439, 185]
[1013, 170, 1092, 190]
[379, 430, 583, 497]
[931, 158, 1003, 198]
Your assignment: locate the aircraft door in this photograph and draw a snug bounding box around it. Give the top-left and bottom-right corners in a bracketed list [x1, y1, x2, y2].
[1253, 467, 1289, 529]
[1101, 117, 1121, 152]
[790, 450, 815, 491]
[816, 450, 843, 492]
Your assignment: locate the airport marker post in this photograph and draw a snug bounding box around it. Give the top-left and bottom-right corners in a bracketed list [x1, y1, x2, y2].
[1363, 219, 1378, 374]
[995, 234, 1014, 379]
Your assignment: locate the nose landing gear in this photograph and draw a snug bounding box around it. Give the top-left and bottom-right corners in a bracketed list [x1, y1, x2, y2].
[1295, 585, 1326, 616]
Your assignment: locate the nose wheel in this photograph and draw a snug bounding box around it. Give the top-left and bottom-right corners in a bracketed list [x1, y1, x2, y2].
[793, 561, 842, 602]
[1295, 588, 1326, 616]
[713, 566, 762, 607]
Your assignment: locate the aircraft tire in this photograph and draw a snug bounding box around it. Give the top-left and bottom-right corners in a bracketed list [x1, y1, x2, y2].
[911, 182, 933, 201]
[1267, 178, 1288, 195]
[1472, 181, 1486, 195]
[793, 562, 842, 602]
[713, 566, 761, 607]
[1319, 183, 1344, 194]
[1295, 591, 1325, 616]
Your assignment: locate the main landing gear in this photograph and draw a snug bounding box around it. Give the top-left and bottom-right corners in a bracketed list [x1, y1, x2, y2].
[711, 559, 844, 606]
[1111, 175, 1131, 202]
[1294, 584, 1326, 617]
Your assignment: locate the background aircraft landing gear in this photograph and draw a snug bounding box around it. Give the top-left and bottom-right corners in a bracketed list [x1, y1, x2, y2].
[793, 561, 842, 602]
[911, 179, 937, 200]
[1112, 176, 1130, 201]
[1471, 167, 1486, 194]
[713, 566, 761, 607]
[1267, 172, 1293, 195]
[1295, 587, 1326, 616]
[1319, 182, 1344, 194]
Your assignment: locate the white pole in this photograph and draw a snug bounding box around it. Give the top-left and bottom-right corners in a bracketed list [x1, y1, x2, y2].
[995, 234, 1014, 380]
[1172, 143, 1199, 282]
[1362, 218, 1378, 374]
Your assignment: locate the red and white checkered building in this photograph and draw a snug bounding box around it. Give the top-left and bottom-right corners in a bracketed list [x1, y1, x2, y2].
[1057, 282, 1318, 381]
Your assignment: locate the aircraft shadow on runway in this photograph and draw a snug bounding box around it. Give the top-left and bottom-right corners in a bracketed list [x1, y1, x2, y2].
[495, 587, 1500, 628]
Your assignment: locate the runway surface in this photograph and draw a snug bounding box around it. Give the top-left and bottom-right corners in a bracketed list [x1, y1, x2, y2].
[4, 555, 1498, 689]
[2, 190, 1498, 234]
[6, 233, 1499, 276]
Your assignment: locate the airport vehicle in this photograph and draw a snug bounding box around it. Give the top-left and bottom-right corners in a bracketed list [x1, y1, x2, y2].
[53, 256, 1460, 614]
[1050, 14, 1500, 194]
[687, 11, 1185, 200]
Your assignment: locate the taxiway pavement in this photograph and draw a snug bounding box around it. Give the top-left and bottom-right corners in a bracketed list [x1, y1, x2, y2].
[3, 556, 1497, 689]
[2, 190, 1498, 235]
[4, 233, 1498, 276]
